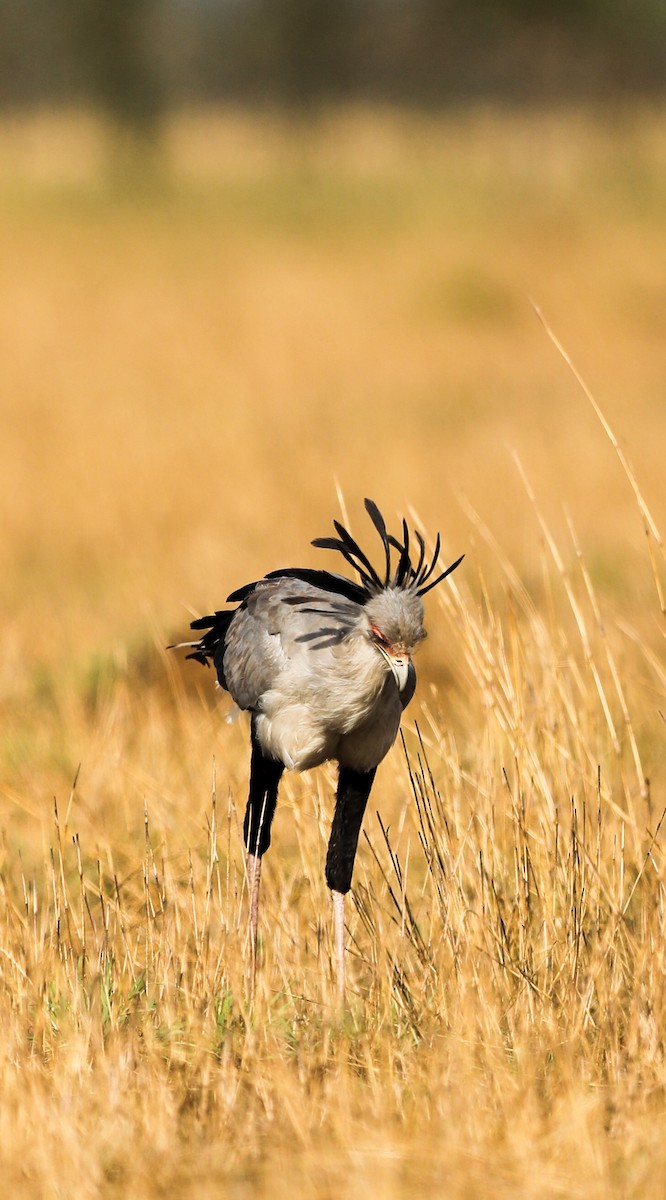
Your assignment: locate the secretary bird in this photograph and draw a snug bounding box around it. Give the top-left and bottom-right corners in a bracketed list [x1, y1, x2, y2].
[173, 499, 463, 1003]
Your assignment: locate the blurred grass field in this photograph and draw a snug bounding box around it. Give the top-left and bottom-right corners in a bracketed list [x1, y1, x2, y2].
[0, 104, 666, 1197]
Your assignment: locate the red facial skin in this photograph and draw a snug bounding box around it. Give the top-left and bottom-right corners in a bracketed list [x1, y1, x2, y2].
[369, 620, 410, 663]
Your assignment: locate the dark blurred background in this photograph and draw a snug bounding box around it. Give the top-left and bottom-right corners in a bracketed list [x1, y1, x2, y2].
[2, 0, 665, 133]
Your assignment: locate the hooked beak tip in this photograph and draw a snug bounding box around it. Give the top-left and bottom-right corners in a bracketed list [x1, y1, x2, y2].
[373, 639, 412, 692]
[388, 653, 411, 692]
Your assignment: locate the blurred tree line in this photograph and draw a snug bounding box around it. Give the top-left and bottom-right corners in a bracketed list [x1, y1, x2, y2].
[1, 0, 664, 130]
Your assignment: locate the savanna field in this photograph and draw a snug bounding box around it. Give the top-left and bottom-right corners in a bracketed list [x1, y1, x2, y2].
[1, 105, 666, 1197]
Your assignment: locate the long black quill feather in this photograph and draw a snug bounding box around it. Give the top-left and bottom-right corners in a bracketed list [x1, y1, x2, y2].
[332, 520, 383, 588]
[364, 499, 392, 586]
[417, 553, 465, 596]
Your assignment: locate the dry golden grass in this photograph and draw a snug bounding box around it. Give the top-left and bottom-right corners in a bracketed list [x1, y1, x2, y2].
[0, 104, 665, 1197]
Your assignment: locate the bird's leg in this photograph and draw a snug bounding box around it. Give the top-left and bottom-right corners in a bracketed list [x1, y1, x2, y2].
[248, 851, 262, 986]
[325, 766, 376, 1009]
[331, 889, 346, 1008]
[244, 719, 284, 995]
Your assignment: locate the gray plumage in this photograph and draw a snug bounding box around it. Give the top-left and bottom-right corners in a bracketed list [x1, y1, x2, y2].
[224, 576, 417, 773]
[172, 498, 463, 1004]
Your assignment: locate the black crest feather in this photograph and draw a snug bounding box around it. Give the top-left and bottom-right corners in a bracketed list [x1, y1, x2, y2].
[312, 499, 463, 598]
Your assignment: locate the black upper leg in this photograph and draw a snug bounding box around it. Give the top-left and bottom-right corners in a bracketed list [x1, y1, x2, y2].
[325, 766, 376, 894]
[243, 718, 284, 857]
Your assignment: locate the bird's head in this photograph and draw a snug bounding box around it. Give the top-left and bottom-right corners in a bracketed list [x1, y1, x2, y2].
[363, 587, 425, 694]
[312, 497, 464, 697]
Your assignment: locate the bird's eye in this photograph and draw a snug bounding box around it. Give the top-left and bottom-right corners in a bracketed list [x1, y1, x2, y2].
[370, 622, 390, 647]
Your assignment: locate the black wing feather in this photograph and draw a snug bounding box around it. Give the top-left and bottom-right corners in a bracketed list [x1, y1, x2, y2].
[226, 581, 261, 603]
[265, 567, 367, 605]
[185, 609, 236, 687]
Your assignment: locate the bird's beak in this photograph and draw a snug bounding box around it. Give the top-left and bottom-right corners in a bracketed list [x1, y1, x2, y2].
[376, 644, 411, 692]
[388, 654, 411, 693]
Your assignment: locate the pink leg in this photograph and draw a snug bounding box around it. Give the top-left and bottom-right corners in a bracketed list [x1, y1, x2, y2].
[248, 852, 262, 995]
[332, 889, 346, 1009]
